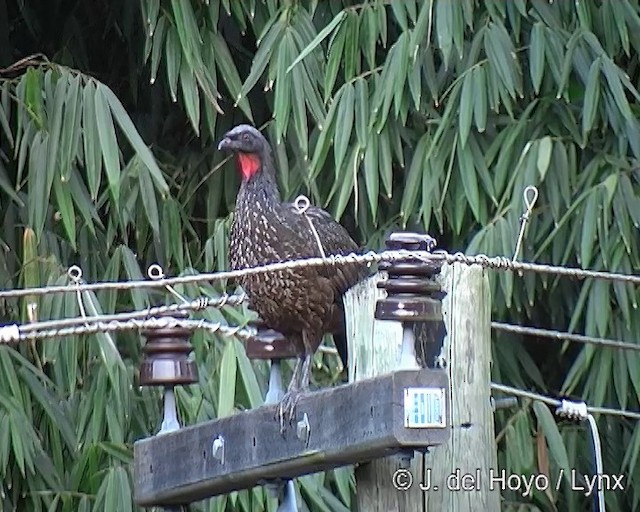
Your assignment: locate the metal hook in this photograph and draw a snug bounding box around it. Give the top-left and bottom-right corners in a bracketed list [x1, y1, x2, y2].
[67, 265, 83, 283]
[68, 265, 88, 321]
[293, 195, 311, 214]
[512, 185, 539, 263]
[292, 195, 326, 258]
[523, 185, 538, 216]
[147, 264, 164, 280]
[148, 263, 189, 305]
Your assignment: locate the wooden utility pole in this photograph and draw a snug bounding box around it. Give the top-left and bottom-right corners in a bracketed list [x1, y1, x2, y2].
[344, 262, 499, 512]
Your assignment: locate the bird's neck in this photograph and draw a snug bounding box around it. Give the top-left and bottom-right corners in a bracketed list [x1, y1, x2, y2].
[237, 151, 281, 206]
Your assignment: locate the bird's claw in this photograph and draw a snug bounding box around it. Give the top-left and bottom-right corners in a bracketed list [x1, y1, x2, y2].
[276, 390, 301, 434]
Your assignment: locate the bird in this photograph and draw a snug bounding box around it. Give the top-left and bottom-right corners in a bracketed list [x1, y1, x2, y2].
[218, 124, 367, 431]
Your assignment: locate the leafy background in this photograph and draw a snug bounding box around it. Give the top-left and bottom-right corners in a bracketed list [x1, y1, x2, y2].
[1, 0, 639, 510]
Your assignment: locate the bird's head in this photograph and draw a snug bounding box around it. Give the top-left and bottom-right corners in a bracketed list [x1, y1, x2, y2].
[217, 124, 269, 181]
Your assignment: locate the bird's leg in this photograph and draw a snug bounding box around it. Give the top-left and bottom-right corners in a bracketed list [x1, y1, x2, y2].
[276, 331, 316, 433]
[299, 351, 313, 393]
[276, 356, 303, 433]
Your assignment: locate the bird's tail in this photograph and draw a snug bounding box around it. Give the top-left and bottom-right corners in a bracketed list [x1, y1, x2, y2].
[327, 303, 349, 383]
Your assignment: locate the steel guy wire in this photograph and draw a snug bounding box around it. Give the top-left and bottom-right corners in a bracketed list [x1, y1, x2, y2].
[293, 195, 327, 258]
[0, 250, 403, 299]
[492, 322, 640, 352]
[512, 185, 539, 264]
[12, 294, 248, 336]
[491, 383, 640, 421]
[5, 316, 254, 344]
[1, 249, 640, 300]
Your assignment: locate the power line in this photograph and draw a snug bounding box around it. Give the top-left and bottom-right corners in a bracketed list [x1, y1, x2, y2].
[0, 250, 396, 299]
[492, 322, 640, 352]
[1, 249, 639, 300]
[16, 293, 246, 334]
[4, 316, 254, 344]
[491, 383, 640, 421]
[431, 251, 640, 285]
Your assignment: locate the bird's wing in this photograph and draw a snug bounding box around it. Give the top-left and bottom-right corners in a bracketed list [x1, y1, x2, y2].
[283, 203, 368, 294]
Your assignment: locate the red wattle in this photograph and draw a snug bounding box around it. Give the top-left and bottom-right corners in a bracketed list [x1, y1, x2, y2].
[236, 153, 261, 180]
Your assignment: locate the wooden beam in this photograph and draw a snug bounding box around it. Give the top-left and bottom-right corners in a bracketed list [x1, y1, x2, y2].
[133, 369, 449, 507]
[425, 263, 500, 511]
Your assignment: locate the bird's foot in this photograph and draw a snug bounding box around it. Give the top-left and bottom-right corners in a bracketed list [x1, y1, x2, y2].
[276, 389, 302, 434]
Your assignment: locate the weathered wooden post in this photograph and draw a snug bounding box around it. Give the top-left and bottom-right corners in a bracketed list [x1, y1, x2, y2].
[344, 235, 499, 512]
[425, 262, 500, 511]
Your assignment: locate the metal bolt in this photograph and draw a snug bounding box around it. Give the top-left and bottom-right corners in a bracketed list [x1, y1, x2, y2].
[397, 449, 414, 469]
[491, 397, 518, 411]
[212, 435, 225, 464]
[296, 413, 311, 445]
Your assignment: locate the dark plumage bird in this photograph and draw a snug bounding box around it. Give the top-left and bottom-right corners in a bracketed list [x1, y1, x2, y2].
[218, 124, 366, 428]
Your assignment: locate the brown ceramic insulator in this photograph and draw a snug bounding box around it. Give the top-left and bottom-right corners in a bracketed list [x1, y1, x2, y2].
[376, 232, 445, 323]
[139, 311, 198, 386]
[244, 319, 297, 360]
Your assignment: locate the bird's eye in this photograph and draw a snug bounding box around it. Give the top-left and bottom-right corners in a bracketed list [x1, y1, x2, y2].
[242, 133, 250, 142]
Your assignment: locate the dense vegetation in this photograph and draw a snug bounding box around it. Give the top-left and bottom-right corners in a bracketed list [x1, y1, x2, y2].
[0, 0, 639, 510]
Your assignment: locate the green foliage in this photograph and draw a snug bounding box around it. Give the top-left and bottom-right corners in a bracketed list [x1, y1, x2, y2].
[1, 0, 640, 510]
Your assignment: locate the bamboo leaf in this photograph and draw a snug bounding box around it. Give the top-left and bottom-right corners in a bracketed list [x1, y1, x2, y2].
[179, 56, 201, 135]
[170, 0, 222, 113]
[211, 33, 253, 121]
[391, 2, 408, 30]
[136, 157, 161, 235]
[0, 159, 23, 205]
[459, 72, 474, 147]
[537, 136, 553, 181]
[287, 11, 346, 73]
[602, 57, 633, 120]
[274, 34, 292, 141]
[363, 136, 379, 219]
[149, 16, 167, 85]
[165, 27, 182, 102]
[0, 88, 14, 148]
[472, 66, 487, 132]
[457, 138, 482, 222]
[240, 20, 285, 99]
[582, 58, 601, 138]
[436, 0, 454, 64]
[60, 72, 81, 182]
[53, 172, 77, 249]
[18, 368, 77, 452]
[82, 81, 102, 200]
[580, 192, 598, 268]
[324, 24, 346, 101]
[529, 22, 546, 94]
[343, 12, 360, 80]
[401, 133, 428, 222]
[99, 83, 169, 195]
[354, 78, 369, 149]
[21, 227, 39, 323]
[235, 339, 263, 409]
[94, 84, 121, 204]
[24, 67, 45, 129]
[378, 127, 393, 199]
[333, 82, 355, 174]
[218, 340, 237, 418]
[333, 467, 353, 509]
[532, 402, 571, 480]
[291, 65, 308, 158]
[484, 22, 518, 98]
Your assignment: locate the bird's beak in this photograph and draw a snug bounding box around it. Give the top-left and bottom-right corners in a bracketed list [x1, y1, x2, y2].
[217, 137, 232, 151]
